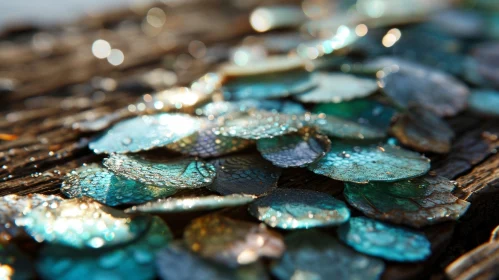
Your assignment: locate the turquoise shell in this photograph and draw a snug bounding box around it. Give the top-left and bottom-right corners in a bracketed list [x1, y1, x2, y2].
[222, 71, 315, 100]
[312, 114, 386, 140]
[89, 113, 201, 154]
[198, 100, 305, 117]
[468, 90, 499, 117]
[37, 217, 172, 280]
[313, 100, 396, 132]
[16, 198, 151, 249]
[344, 175, 470, 228]
[0, 194, 63, 241]
[62, 164, 176, 206]
[295, 72, 378, 103]
[272, 230, 385, 280]
[248, 189, 350, 229]
[103, 154, 216, 189]
[338, 217, 431, 262]
[308, 142, 431, 183]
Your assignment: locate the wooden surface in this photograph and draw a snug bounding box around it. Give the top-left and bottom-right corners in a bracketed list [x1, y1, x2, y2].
[0, 2, 498, 279]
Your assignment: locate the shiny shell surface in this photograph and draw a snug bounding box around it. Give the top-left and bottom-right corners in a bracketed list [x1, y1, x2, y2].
[344, 175, 470, 228]
[248, 189, 350, 229]
[208, 154, 282, 195]
[16, 198, 151, 249]
[125, 194, 256, 214]
[184, 215, 285, 267]
[272, 230, 385, 280]
[338, 217, 431, 262]
[308, 142, 431, 183]
[37, 217, 172, 280]
[62, 164, 176, 206]
[89, 113, 201, 154]
[103, 154, 216, 189]
[295, 72, 378, 103]
[256, 128, 330, 167]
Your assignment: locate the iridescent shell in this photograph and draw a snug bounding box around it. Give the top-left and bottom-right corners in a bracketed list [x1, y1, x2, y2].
[62, 164, 176, 206]
[37, 217, 172, 280]
[376, 57, 469, 116]
[391, 107, 455, 153]
[166, 119, 253, 158]
[313, 100, 396, 132]
[468, 90, 499, 117]
[184, 215, 284, 267]
[125, 194, 256, 214]
[89, 113, 201, 154]
[248, 189, 350, 229]
[215, 111, 309, 140]
[344, 175, 470, 228]
[312, 114, 386, 140]
[295, 72, 378, 103]
[156, 242, 269, 280]
[222, 71, 315, 100]
[308, 142, 430, 183]
[16, 197, 150, 249]
[338, 217, 431, 262]
[0, 194, 63, 242]
[198, 100, 305, 117]
[103, 154, 216, 189]
[208, 154, 281, 195]
[272, 230, 385, 280]
[256, 128, 330, 167]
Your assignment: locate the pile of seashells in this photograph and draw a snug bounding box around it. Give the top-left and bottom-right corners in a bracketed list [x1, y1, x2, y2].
[3, 0, 499, 279]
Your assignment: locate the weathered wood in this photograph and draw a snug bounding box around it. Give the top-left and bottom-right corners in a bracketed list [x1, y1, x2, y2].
[457, 154, 499, 201]
[445, 226, 499, 280]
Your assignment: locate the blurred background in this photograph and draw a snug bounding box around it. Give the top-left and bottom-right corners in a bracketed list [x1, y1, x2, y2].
[0, 1, 135, 29]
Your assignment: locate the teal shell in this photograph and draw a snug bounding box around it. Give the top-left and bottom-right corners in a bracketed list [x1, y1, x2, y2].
[248, 189, 350, 229]
[89, 113, 201, 154]
[272, 230, 385, 280]
[37, 217, 172, 280]
[338, 217, 431, 262]
[62, 164, 177, 206]
[308, 142, 430, 183]
[344, 175, 470, 228]
[103, 154, 216, 189]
